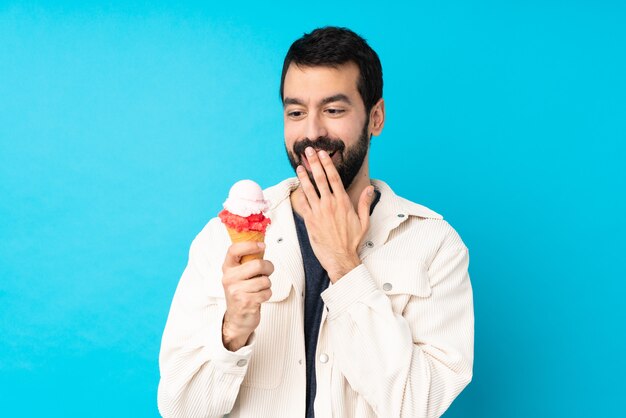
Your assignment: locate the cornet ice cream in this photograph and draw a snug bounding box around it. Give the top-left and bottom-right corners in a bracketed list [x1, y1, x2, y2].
[218, 180, 271, 263]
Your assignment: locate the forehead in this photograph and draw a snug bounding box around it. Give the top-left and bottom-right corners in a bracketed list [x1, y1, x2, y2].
[283, 62, 362, 105]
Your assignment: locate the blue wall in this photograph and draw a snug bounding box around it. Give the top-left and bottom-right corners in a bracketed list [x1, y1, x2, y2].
[1, 1, 624, 416]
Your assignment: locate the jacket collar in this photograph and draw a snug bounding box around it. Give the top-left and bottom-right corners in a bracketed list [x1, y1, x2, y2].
[264, 177, 442, 221]
[260, 177, 443, 296]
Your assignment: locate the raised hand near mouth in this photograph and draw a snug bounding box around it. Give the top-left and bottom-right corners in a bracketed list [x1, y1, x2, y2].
[292, 146, 375, 283]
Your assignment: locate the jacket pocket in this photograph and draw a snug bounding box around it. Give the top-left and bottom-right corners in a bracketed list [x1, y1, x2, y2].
[203, 251, 295, 389]
[363, 257, 432, 314]
[240, 269, 293, 389]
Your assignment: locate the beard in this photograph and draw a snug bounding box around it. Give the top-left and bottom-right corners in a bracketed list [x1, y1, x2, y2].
[286, 117, 371, 195]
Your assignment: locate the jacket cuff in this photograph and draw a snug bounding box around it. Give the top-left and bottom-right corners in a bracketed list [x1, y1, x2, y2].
[204, 308, 256, 376]
[321, 264, 378, 320]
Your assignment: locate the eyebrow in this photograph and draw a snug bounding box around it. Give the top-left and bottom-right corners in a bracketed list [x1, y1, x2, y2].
[283, 94, 353, 108]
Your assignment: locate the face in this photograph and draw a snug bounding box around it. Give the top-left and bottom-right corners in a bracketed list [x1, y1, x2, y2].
[282, 62, 371, 192]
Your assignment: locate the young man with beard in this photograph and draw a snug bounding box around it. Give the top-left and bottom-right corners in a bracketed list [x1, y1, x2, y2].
[158, 27, 474, 418]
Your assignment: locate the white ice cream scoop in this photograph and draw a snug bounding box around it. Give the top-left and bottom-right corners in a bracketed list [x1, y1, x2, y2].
[223, 179, 270, 217]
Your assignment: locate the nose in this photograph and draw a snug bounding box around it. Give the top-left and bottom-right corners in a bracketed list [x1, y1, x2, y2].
[304, 112, 328, 141]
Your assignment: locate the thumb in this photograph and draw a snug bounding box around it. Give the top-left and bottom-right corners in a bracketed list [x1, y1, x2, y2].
[357, 186, 374, 232]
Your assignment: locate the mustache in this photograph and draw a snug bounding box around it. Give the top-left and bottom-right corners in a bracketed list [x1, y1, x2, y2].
[293, 137, 346, 159]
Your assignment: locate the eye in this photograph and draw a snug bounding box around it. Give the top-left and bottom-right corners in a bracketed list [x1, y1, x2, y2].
[325, 108, 346, 116]
[286, 110, 306, 119]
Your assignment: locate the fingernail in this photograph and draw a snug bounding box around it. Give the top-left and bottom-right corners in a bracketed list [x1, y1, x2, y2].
[318, 150, 328, 158]
[305, 147, 314, 156]
[257, 242, 266, 249]
[367, 187, 374, 197]
[296, 165, 305, 173]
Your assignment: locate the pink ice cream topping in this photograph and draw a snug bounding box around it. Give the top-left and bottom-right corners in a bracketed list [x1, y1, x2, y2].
[219, 179, 271, 233]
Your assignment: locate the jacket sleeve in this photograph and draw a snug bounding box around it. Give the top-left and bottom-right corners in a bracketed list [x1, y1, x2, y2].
[321, 224, 474, 418]
[157, 227, 255, 418]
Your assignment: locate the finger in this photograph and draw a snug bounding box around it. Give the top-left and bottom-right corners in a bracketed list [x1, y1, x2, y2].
[236, 259, 274, 279]
[292, 186, 312, 218]
[318, 149, 345, 195]
[223, 242, 266, 270]
[227, 259, 274, 283]
[357, 185, 374, 232]
[305, 147, 331, 197]
[296, 164, 320, 207]
[253, 288, 272, 304]
[230, 284, 272, 305]
[239, 275, 272, 293]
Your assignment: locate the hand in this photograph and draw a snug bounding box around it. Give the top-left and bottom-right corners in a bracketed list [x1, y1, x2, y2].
[293, 146, 374, 282]
[221, 241, 274, 351]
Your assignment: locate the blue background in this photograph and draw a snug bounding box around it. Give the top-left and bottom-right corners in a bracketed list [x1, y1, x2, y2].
[1, 1, 624, 416]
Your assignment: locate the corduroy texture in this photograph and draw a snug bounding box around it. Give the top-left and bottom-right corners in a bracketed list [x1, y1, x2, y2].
[158, 178, 474, 418]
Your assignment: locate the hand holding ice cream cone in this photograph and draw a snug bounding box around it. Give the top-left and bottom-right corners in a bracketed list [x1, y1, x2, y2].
[219, 180, 274, 351]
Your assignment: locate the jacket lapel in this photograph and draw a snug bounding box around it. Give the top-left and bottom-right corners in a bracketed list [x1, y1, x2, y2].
[263, 179, 305, 299]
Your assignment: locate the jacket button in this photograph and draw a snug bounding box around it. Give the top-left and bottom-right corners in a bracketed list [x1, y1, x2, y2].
[277, 237, 284, 243]
[236, 359, 247, 367]
[397, 213, 405, 218]
[319, 353, 329, 364]
[383, 282, 393, 291]
[365, 241, 374, 248]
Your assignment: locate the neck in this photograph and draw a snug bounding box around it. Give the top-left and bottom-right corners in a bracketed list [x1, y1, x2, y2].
[345, 160, 371, 210]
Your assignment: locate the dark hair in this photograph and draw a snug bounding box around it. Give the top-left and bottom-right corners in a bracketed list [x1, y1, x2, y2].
[279, 26, 383, 113]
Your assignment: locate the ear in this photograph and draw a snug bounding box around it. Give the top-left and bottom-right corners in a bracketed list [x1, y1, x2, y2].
[368, 98, 385, 136]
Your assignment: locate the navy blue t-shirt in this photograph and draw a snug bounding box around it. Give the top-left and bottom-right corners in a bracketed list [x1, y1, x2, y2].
[292, 189, 381, 418]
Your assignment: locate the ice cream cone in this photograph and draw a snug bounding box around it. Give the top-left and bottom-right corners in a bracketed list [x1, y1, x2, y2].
[220, 180, 271, 263]
[226, 228, 266, 263]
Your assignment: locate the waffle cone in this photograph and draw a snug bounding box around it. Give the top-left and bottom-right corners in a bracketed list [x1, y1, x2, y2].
[226, 228, 266, 263]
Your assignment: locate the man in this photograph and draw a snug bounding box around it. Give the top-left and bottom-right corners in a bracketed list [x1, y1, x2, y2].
[158, 27, 473, 417]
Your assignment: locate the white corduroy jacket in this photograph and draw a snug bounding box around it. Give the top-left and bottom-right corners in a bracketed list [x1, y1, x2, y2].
[158, 178, 474, 418]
